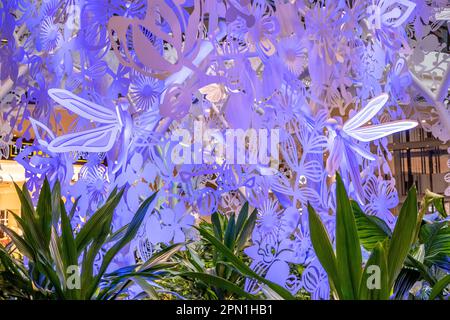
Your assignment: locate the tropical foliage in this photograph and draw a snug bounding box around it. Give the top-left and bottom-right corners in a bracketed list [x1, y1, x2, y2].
[0, 179, 180, 300]
[1, 0, 449, 301]
[1, 176, 448, 300]
[308, 173, 449, 300]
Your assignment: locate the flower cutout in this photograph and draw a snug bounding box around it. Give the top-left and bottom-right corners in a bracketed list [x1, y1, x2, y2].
[244, 233, 300, 294]
[302, 259, 330, 300]
[289, 219, 314, 265]
[364, 175, 398, 227]
[146, 202, 195, 245]
[79, 163, 110, 210]
[130, 74, 163, 111]
[277, 36, 306, 76]
[256, 199, 281, 238]
[305, 3, 343, 64]
[40, 17, 61, 51]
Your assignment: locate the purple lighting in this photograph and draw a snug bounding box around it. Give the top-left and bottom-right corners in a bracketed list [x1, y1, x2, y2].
[0, 0, 448, 300]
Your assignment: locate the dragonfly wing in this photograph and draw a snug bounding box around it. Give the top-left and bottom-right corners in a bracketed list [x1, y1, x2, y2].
[343, 93, 389, 132]
[29, 118, 56, 147]
[346, 139, 376, 161]
[47, 124, 120, 153]
[346, 120, 418, 142]
[48, 89, 118, 124]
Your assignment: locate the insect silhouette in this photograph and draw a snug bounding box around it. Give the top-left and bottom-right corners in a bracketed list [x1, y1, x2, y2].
[326, 93, 418, 200]
[28, 20, 226, 173]
[30, 88, 134, 174]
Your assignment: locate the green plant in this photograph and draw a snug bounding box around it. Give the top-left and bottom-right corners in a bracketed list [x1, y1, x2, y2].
[199, 203, 257, 290]
[170, 203, 257, 299]
[0, 179, 176, 300]
[351, 185, 449, 299]
[196, 225, 295, 300]
[352, 187, 449, 300]
[0, 243, 36, 299]
[429, 274, 450, 300]
[99, 243, 184, 300]
[308, 173, 419, 300]
[170, 203, 294, 300]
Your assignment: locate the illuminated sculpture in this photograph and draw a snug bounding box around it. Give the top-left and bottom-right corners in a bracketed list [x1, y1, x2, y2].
[0, 0, 448, 298]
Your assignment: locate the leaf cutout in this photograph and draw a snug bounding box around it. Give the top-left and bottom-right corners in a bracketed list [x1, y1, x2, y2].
[302, 160, 323, 182]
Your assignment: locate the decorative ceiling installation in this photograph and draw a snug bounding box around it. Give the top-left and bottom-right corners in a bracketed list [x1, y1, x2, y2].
[0, 0, 449, 299]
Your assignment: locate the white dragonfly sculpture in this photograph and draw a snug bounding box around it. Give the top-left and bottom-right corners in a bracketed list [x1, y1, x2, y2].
[326, 93, 418, 201]
[29, 88, 134, 174]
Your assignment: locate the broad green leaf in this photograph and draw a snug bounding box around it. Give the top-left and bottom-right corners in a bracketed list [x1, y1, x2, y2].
[0, 225, 34, 260]
[185, 245, 206, 272]
[335, 173, 362, 299]
[51, 181, 62, 225]
[235, 202, 249, 235]
[419, 222, 450, 269]
[133, 277, 159, 299]
[211, 212, 223, 242]
[198, 227, 295, 300]
[75, 188, 123, 253]
[387, 186, 418, 288]
[105, 224, 128, 244]
[21, 184, 35, 215]
[59, 200, 79, 299]
[224, 213, 236, 250]
[13, 183, 46, 253]
[59, 200, 78, 268]
[49, 226, 65, 292]
[425, 189, 447, 218]
[236, 208, 257, 252]
[359, 241, 389, 300]
[6, 210, 37, 253]
[429, 274, 450, 300]
[60, 199, 78, 269]
[308, 203, 341, 299]
[81, 212, 114, 299]
[36, 178, 52, 248]
[181, 272, 256, 299]
[68, 196, 81, 221]
[351, 201, 390, 251]
[139, 243, 184, 270]
[38, 259, 66, 298]
[88, 192, 157, 298]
